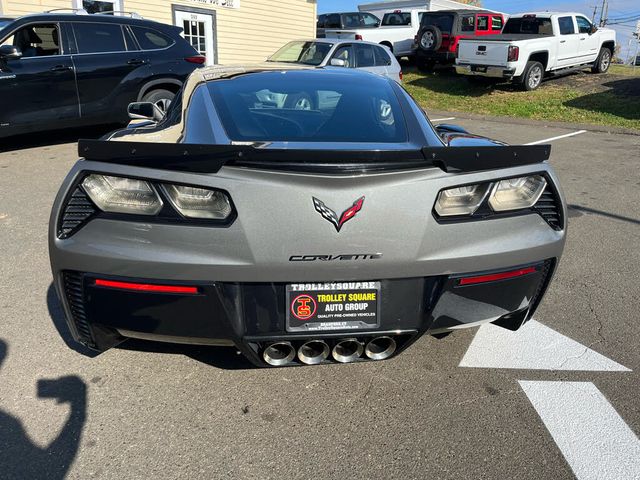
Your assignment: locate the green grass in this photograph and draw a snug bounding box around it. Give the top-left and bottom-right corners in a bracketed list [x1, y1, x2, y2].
[403, 71, 640, 130]
[609, 64, 640, 76]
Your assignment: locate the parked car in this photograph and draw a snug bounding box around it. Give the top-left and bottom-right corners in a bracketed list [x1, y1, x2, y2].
[323, 9, 426, 59]
[316, 12, 380, 38]
[413, 9, 505, 71]
[49, 65, 566, 367]
[0, 12, 204, 139]
[267, 39, 402, 83]
[455, 12, 616, 90]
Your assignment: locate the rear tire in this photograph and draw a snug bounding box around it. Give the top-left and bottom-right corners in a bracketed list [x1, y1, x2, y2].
[520, 61, 544, 91]
[141, 89, 175, 115]
[591, 47, 611, 73]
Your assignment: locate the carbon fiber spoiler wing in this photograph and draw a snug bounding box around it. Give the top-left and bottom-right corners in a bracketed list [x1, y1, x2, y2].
[78, 140, 551, 174]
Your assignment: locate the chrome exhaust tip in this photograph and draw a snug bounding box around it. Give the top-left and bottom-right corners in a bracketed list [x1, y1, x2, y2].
[263, 341, 295, 366]
[332, 338, 364, 363]
[365, 336, 397, 361]
[297, 340, 330, 365]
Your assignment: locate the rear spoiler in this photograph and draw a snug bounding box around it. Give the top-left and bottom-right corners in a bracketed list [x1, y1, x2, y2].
[78, 140, 551, 174]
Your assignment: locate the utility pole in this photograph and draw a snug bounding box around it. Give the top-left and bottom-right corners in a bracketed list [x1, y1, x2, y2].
[591, 5, 598, 24]
[599, 0, 608, 26]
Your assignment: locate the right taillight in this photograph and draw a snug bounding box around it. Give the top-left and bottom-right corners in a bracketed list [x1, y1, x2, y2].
[185, 55, 206, 64]
[355, 34, 363, 41]
[456, 43, 460, 58]
[507, 45, 519, 62]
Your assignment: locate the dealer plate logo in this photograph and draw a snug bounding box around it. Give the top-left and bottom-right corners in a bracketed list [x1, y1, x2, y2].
[291, 294, 317, 321]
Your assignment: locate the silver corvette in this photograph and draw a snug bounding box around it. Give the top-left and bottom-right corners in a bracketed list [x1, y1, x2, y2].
[49, 65, 566, 367]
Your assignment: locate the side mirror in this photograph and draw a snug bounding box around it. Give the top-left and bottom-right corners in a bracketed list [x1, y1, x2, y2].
[330, 58, 347, 67]
[590, 25, 598, 34]
[127, 102, 164, 122]
[0, 45, 22, 60]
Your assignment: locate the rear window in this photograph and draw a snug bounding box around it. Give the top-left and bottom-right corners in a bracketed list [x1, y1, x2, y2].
[131, 26, 173, 50]
[206, 71, 407, 143]
[461, 15, 475, 32]
[382, 13, 411, 26]
[420, 13, 454, 33]
[73, 23, 126, 53]
[503, 17, 553, 35]
[268, 41, 333, 66]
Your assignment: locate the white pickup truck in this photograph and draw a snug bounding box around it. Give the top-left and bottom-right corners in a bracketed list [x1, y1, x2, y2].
[455, 12, 616, 90]
[323, 9, 426, 58]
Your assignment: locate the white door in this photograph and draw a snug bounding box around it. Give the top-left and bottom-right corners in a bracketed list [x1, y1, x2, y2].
[556, 15, 579, 68]
[575, 16, 600, 64]
[175, 10, 215, 66]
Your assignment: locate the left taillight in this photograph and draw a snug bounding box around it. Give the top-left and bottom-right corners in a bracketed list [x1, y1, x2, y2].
[507, 46, 519, 62]
[355, 34, 363, 41]
[399, 70, 403, 81]
[82, 174, 163, 215]
[185, 55, 206, 64]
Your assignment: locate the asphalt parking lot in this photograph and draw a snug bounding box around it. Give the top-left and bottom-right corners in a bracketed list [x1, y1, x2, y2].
[0, 117, 639, 479]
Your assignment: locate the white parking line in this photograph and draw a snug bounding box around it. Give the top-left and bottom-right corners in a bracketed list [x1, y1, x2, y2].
[431, 117, 456, 122]
[459, 319, 630, 371]
[520, 381, 640, 480]
[525, 129, 587, 145]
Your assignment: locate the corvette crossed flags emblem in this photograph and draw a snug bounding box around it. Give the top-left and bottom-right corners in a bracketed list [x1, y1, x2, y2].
[312, 196, 365, 232]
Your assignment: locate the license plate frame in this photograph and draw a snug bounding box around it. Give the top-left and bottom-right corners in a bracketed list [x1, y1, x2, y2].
[286, 282, 380, 332]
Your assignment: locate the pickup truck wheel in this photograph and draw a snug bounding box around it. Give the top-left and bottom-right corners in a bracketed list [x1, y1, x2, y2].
[591, 47, 611, 74]
[521, 61, 544, 91]
[142, 89, 175, 115]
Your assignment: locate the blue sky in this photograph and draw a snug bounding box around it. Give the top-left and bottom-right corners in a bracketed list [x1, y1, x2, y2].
[318, 0, 640, 62]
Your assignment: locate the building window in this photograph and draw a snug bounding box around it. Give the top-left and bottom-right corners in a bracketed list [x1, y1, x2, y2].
[74, 0, 123, 15]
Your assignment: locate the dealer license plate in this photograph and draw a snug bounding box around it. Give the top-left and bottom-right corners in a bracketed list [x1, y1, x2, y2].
[286, 282, 380, 332]
[472, 66, 488, 73]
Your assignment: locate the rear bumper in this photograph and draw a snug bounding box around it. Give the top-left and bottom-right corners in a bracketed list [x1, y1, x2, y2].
[455, 63, 516, 79]
[55, 259, 556, 367]
[415, 49, 456, 64]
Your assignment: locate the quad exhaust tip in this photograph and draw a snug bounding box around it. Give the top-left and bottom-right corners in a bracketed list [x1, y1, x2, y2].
[263, 341, 295, 366]
[297, 340, 330, 365]
[365, 336, 397, 361]
[332, 338, 364, 363]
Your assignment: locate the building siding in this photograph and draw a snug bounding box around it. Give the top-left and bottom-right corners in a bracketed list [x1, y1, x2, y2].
[1, 0, 317, 64]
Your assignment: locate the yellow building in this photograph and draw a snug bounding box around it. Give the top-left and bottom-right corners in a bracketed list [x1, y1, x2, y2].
[0, 0, 317, 64]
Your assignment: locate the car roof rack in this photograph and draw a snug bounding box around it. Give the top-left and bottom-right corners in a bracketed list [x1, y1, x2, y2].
[45, 8, 89, 14]
[94, 11, 144, 19]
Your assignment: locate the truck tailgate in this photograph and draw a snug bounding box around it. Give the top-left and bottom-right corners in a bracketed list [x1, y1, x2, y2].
[458, 39, 510, 66]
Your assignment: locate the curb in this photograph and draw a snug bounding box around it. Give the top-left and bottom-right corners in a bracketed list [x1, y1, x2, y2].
[426, 110, 640, 137]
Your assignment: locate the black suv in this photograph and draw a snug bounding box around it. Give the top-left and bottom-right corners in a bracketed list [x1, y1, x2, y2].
[316, 12, 380, 37]
[0, 13, 204, 139]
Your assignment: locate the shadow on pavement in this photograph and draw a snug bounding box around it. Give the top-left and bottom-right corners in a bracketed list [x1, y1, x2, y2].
[0, 339, 87, 480]
[568, 204, 640, 226]
[0, 124, 121, 154]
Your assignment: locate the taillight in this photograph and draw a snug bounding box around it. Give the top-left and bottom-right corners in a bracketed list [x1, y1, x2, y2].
[507, 46, 519, 62]
[399, 71, 403, 81]
[355, 34, 363, 41]
[185, 55, 206, 64]
[94, 279, 199, 294]
[455, 43, 460, 57]
[413, 34, 418, 44]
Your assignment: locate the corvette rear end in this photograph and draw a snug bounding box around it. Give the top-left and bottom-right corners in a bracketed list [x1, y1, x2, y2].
[49, 66, 566, 367]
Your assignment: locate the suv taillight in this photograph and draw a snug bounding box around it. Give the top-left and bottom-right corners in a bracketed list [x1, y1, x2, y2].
[507, 46, 519, 62]
[456, 43, 460, 58]
[185, 55, 206, 64]
[355, 34, 363, 40]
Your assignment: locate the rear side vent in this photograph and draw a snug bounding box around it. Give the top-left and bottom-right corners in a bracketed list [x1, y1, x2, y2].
[533, 185, 564, 230]
[58, 186, 97, 239]
[62, 271, 95, 348]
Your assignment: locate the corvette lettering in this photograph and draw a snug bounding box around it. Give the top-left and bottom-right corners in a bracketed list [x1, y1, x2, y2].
[289, 254, 382, 262]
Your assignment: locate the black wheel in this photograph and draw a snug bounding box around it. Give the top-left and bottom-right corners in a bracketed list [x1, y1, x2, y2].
[520, 61, 544, 91]
[591, 47, 611, 73]
[418, 26, 442, 52]
[417, 60, 436, 72]
[284, 92, 315, 110]
[141, 89, 175, 115]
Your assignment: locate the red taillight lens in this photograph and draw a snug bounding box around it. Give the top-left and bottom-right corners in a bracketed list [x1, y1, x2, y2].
[507, 45, 519, 62]
[399, 71, 403, 81]
[355, 34, 363, 41]
[185, 55, 206, 64]
[458, 267, 537, 286]
[94, 279, 199, 294]
[455, 42, 460, 57]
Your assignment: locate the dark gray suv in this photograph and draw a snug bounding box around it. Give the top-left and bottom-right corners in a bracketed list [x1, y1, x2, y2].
[0, 13, 205, 139]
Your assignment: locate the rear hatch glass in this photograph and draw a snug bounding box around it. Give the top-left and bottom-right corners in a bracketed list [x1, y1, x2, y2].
[382, 13, 411, 26]
[420, 13, 454, 34]
[205, 70, 407, 143]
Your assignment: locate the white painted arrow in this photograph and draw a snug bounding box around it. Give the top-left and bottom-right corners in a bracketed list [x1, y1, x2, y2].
[458, 319, 630, 371]
[520, 381, 640, 480]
